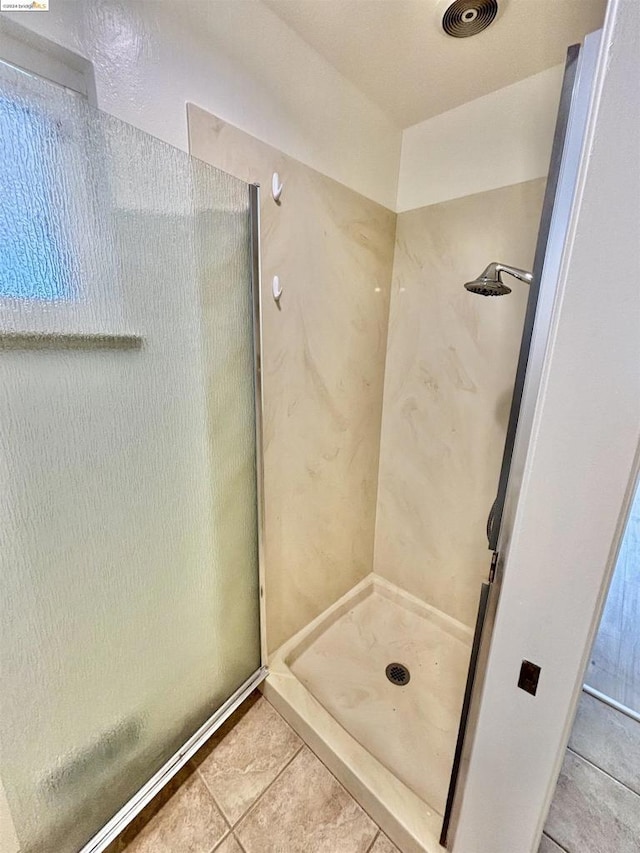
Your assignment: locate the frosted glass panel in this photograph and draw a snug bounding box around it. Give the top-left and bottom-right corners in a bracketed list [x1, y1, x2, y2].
[0, 63, 260, 852]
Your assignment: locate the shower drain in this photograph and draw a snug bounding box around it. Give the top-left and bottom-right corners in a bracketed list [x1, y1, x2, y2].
[385, 662, 410, 686]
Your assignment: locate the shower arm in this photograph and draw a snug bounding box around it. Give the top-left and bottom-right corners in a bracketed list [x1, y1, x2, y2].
[492, 263, 533, 285]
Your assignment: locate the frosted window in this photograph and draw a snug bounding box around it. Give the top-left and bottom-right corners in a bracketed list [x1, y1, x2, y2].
[0, 94, 75, 300]
[0, 62, 260, 853]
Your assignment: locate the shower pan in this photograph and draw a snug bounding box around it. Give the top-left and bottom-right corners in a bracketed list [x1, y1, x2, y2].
[265, 575, 472, 850]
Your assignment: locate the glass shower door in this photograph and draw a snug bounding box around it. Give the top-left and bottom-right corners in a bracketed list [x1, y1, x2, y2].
[0, 60, 262, 853]
[440, 32, 601, 847]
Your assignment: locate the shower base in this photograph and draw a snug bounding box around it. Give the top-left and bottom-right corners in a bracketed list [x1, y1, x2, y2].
[263, 574, 472, 853]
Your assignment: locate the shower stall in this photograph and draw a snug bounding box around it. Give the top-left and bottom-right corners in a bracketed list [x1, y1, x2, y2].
[259, 31, 601, 853]
[0, 12, 607, 853]
[0, 60, 265, 852]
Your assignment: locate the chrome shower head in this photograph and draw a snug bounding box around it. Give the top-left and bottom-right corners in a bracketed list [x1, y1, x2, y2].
[464, 262, 533, 297]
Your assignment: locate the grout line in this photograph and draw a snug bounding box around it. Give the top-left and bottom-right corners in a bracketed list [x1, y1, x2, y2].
[543, 829, 571, 852]
[195, 767, 233, 833]
[365, 830, 381, 853]
[208, 826, 239, 853]
[232, 744, 305, 830]
[260, 693, 304, 741]
[203, 816, 232, 853]
[194, 691, 267, 825]
[209, 828, 248, 853]
[566, 747, 640, 798]
[207, 832, 228, 853]
[285, 732, 383, 832]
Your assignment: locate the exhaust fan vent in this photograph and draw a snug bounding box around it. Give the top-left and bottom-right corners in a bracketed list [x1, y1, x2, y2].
[442, 0, 498, 38]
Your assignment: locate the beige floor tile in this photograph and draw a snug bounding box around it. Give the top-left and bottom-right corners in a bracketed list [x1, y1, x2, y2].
[196, 696, 302, 824]
[118, 771, 228, 853]
[368, 832, 401, 853]
[236, 747, 377, 853]
[215, 834, 245, 853]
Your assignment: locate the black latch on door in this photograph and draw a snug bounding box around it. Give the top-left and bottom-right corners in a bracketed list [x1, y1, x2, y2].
[518, 660, 541, 696]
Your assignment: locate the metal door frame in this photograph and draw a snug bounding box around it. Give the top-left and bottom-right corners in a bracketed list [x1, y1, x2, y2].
[78, 183, 268, 853]
[440, 31, 602, 848]
[80, 667, 267, 852]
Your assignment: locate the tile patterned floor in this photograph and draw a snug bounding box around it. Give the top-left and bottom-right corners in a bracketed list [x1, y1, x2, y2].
[585, 485, 640, 713]
[541, 692, 640, 853]
[107, 692, 401, 853]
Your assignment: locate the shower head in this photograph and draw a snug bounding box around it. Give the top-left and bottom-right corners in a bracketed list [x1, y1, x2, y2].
[464, 262, 533, 297]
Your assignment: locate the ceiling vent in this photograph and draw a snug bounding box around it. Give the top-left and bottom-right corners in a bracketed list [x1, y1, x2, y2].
[442, 0, 499, 38]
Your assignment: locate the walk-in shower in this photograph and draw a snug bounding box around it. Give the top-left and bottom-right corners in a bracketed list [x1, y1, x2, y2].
[260, 31, 599, 853]
[464, 261, 533, 296]
[1, 0, 608, 848]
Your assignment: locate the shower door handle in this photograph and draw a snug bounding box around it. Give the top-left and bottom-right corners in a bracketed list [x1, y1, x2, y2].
[486, 497, 498, 545]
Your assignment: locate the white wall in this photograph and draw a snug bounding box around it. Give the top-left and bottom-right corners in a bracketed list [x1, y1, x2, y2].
[2, 1, 581, 215]
[0, 0, 401, 209]
[453, 1, 640, 850]
[397, 64, 565, 212]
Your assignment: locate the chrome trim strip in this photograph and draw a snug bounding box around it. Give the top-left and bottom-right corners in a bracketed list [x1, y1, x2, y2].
[487, 41, 581, 551]
[249, 182, 268, 667]
[440, 582, 491, 847]
[583, 684, 640, 725]
[79, 666, 267, 853]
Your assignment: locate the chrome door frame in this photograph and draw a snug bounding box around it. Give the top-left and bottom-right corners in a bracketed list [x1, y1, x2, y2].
[79, 183, 268, 853]
[250, 183, 269, 666]
[79, 667, 267, 853]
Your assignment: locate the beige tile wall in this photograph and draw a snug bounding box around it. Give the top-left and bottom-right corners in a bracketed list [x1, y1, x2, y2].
[374, 179, 546, 628]
[187, 106, 396, 654]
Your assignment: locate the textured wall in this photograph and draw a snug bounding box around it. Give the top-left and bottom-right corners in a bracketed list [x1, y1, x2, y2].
[374, 179, 546, 628]
[3, 0, 401, 208]
[188, 106, 397, 653]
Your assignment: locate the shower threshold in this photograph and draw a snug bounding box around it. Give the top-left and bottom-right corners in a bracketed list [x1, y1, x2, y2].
[263, 574, 472, 853]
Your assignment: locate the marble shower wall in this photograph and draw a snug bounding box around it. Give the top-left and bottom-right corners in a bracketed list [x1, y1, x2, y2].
[374, 179, 546, 628]
[187, 106, 396, 654]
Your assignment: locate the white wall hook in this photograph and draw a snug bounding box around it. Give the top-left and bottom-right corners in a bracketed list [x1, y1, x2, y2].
[272, 275, 283, 308]
[272, 172, 283, 204]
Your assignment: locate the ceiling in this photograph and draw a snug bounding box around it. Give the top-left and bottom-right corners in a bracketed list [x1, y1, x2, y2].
[264, 0, 607, 128]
